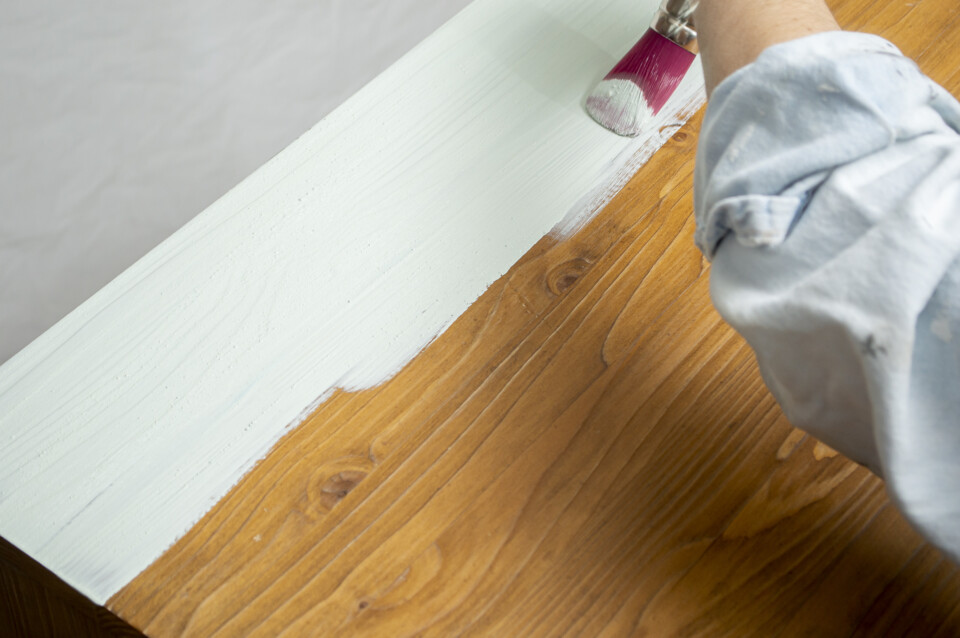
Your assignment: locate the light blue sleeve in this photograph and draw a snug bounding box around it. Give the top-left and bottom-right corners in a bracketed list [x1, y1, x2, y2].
[694, 31, 960, 562]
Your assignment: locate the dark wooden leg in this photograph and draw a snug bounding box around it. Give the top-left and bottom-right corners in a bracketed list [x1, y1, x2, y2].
[0, 537, 143, 637]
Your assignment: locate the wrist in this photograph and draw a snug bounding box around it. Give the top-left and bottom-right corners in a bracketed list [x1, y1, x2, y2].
[695, 0, 840, 95]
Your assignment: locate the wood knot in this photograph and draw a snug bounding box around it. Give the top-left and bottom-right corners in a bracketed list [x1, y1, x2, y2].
[319, 470, 367, 510]
[306, 456, 374, 517]
[672, 131, 689, 143]
[546, 258, 592, 296]
[658, 123, 683, 140]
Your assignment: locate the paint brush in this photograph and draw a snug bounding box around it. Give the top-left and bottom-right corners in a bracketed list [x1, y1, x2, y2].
[586, 0, 700, 137]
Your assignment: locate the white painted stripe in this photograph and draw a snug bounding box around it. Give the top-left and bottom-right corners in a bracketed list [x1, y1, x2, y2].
[0, 0, 704, 603]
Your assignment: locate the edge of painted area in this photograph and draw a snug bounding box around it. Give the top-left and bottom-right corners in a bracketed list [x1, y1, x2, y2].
[0, 0, 704, 603]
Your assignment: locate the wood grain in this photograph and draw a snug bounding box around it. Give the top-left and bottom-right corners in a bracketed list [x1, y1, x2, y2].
[100, 1, 960, 634]
[1, 537, 143, 638]
[0, 0, 704, 603]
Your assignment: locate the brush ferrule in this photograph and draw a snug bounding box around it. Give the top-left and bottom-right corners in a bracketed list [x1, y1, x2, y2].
[663, 0, 698, 22]
[652, 0, 699, 54]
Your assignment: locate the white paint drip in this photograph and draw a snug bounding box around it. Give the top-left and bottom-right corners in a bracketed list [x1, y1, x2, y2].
[0, 0, 704, 603]
[586, 78, 656, 137]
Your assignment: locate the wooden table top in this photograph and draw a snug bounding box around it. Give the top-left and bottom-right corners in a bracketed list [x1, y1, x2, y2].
[105, 1, 960, 636]
[6, 0, 960, 636]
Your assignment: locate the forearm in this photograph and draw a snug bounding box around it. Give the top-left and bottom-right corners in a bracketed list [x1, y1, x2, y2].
[694, 0, 841, 96]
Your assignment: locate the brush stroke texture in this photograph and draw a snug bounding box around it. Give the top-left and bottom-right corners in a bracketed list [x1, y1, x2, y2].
[0, 0, 704, 603]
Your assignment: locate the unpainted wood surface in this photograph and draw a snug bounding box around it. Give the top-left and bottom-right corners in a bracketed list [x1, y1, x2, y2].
[108, 0, 960, 635]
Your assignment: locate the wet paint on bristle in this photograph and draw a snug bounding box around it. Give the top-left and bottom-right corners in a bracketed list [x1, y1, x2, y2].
[586, 29, 697, 137]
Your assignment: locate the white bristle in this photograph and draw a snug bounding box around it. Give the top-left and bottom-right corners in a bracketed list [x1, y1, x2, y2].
[585, 78, 655, 137]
